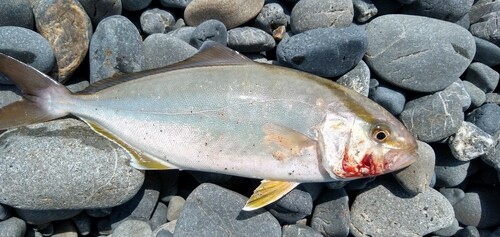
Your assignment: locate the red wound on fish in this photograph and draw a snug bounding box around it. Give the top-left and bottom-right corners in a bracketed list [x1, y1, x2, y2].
[341, 147, 382, 177]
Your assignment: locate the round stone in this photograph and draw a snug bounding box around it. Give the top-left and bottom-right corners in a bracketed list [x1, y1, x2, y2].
[253, 2, 289, 34]
[434, 145, 471, 187]
[79, 0, 122, 25]
[368, 79, 406, 115]
[448, 121, 495, 161]
[227, 27, 275, 52]
[401, 0, 473, 22]
[311, 189, 349, 237]
[336, 60, 371, 96]
[144, 34, 197, 70]
[166, 26, 196, 43]
[470, 11, 500, 46]
[190, 19, 228, 48]
[0, 217, 26, 237]
[466, 103, 500, 135]
[463, 81, 486, 108]
[473, 36, 500, 67]
[453, 188, 500, 228]
[113, 220, 153, 237]
[464, 62, 500, 93]
[267, 187, 313, 224]
[290, 0, 353, 33]
[160, 0, 192, 9]
[140, 8, 176, 35]
[0, 0, 33, 29]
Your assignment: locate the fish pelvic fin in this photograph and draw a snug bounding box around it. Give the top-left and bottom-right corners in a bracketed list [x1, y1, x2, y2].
[243, 180, 300, 211]
[0, 53, 71, 130]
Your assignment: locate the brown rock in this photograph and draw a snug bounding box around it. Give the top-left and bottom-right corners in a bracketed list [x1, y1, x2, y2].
[184, 0, 264, 29]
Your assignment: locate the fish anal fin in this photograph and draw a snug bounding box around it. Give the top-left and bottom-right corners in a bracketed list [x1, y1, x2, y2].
[263, 123, 317, 159]
[83, 119, 176, 170]
[243, 180, 300, 211]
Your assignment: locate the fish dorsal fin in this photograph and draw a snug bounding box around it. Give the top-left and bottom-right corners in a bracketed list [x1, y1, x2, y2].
[83, 119, 177, 170]
[80, 41, 252, 94]
[243, 180, 300, 211]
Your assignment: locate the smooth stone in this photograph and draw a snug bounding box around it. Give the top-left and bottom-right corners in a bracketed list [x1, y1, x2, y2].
[140, 8, 176, 35]
[434, 144, 471, 187]
[166, 26, 195, 44]
[439, 187, 465, 205]
[86, 208, 112, 218]
[0, 217, 26, 237]
[337, 60, 370, 96]
[447, 79, 472, 111]
[401, 0, 473, 22]
[166, 196, 184, 222]
[0, 26, 55, 84]
[79, 0, 121, 25]
[184, 0, 265, 29]
[311, 189, 349, 237]
[474, 36, 500, 66]
[448, 121, 494, 161]
[282, 224, 322, 237]
[393, 141, 435, 194]
[0, 0, 34, 29]
[52, 220, 78, 237]
[485, 93, 500, 104]
[454, 13, 471, 29]
[399, 89, 464, 142]
[158, 170, 179, 202]
[89, 15, 145, 83]
[32, 0, 91, 82]
[353, 0, 378, 23]
[174, 183, 280, 237]
[112, 220, 153, 237]
[155, 229, 173, 237]
[290, 0, 353, 33]
[160, 0, 192, 9]
[144, 34, 197, 70]
[463, 81, 486, 108]
[277, 25, 367, 77]
[70, 213, 91, 236]
[0, 205, 11, 221]
[16, 209, 80, 225]
[465, 62, 500, 93]
[469, 0, 500, 24]
[253, 2, 289, 34]
[150, 202, 168, 230]
[466, 103, 500, 135]
[267, 187, 313, 224]
[481, 130, 500, 172]
[364, 14, 475, 92]
[0, 119, 144, 209]
[433, 218, 460, 237]
[190, 19, 228, 48]
[350, 178, 454, 236]
[456, 226, 480, 237]
[453, 188, 500, 228]
[470, 12, 500, 47]
[121, 0, 152, 11]
[153, 221, 176, 237]
[368, 79, 405, 115]
[227, 27, 275, 52]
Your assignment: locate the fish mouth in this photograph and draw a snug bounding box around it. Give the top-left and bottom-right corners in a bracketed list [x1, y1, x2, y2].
[383, 147, 419, 173]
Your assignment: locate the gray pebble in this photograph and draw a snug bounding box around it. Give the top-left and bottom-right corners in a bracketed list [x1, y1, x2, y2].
[466, 103, 500, 135]
[154, 220, 176, 237]
[311, 189, 349, 237]
[465, 62, 499, 93]
[432, 218, 460, 237]
[0, 217, 26, 237]
[0, 0, 34, 29]
[277, 25, 367, 77]
[140, 8, 176, 35]
[368, 79, 406, 115]
[113, 219, 153, 237]
[350, 178, 454, 236]
[470, 12, 500, 46]
[474, 36, 500, 66]
[454, 13, 471, 29]
[282, 224, 323, 237]
[150, 202, 168, 230]
[254, 2, 289, 34]
[439, 187, 465, 205]
[267, 187, 313, 224]
[453, 188, 500, 228]
[485, 92, 500, 105]
[399, 89, 464, 143]
[0, 119, 144, 210]
[227, 27, 275, 52]
[166, 196, 185, 221]
[353, 0, 378, 23]
[121, 0, 151, 11]
[144, 34, 197, 70]
[393, 141, 436, 194]
[155, 229, 173, 237]
[447, 79, 472, 111]
[463, 81, 486, 108]
[448, 121, 494, 161]
[481, 130, 500, 172]
[79, 0, 122, 25]
[52, 220, 78, 237]
[160, 0, 192, 8]
[434, 145, 471, 187]
[456, 226, 480, 237]
[15, 209, 80, 225]
[290, 0, 353, 33]
[89, 15, 145, 83]
[174, 183, 280, 237]
[401, 0, 473, 22]
[364, 14, 475, 92]
[70, 213, 91, 236]
[166, 26, 195, 44]
[469, 0, 500, 24]
[0, 26, 55, 84]
[337, 60, 370, 96]
[190, 19, 228, 49]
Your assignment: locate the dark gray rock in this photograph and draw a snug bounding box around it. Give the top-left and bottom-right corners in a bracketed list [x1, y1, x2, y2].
[140, 8, 176, 35]
[465, 62, 499, 93]
[448, 121, 494, 161]
[254, 2, 289, 34]
[399, 90, 464, 142]
[160, 0, 192, 8]
[337, 60, 370, 96]
[474, 36, 500, 66]
[453, 188, 500, 228]
[267, 187, 313, 224]
[364, 14, 475, 92]
[86, 208, 112, 218]
[401, 0, 473, 22]
[227, 27, 275, 52]
[0, 205, 11, 221]
[166, 196, 184, 221]
[393, 141, 435, 194]
[439, 187, 465, 205]
[463, 81, 486, 108]
[0, 26, 55, 84]
[166, 26, 195, 44]
[79, 0, 122, 25]
[0, 119, 144, 210]
[433, 218, 460, 237]
[0, 0, 33, 29]
[150, 202, 168, 230]
[277, 25, 367, 77]
[466, 103, 500, 135]
[0, 217, 26, 237]
[353, 0, 378, 23]
[121, 0, 151, 11]
[282, 224, 322, 237]
[456, 226, 480, 237]
[15, 209, 81, 225]
[190, 19, 228, 49]
[144, 34, 197, 70]
[89, 15, 145, 83]
[368, 79, 406, 115]
[481, 130, 500, 172]
[350, 178, 454, 237]
[70, 212, 91, 236]
[113, 220, 153, 237]
[290, 0, 353, 33]
[174, 183, 280, 237]
[311, 189, 349, 237]
[469, 0, 500, 24]
[434, 145, 471, 187]
[470, 12, 500, 47]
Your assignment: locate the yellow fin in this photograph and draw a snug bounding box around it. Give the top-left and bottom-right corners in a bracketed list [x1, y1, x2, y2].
[263, 123, 316, 159]
[83, 119, 177, 170]
[243, 180, 300, 211]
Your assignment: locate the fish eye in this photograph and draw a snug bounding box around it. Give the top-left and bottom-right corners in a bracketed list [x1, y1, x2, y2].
[371, 124, 390, 143]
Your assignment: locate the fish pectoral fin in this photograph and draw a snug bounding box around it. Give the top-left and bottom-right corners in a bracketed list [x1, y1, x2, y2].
[263, 123, 317, 157]
[83, 119, 177, 170]
[243, 180, 300, 211]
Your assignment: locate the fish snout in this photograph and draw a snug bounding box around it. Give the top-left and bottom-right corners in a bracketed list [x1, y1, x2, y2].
[383, 146, 419, 173]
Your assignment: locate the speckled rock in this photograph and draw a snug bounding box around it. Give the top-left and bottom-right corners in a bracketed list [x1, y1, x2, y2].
[31, 0, 92, 82]
[282, 224, 322, 237]
[393, 141, 435, 195]
[79, 0, 121, 25]
[267, 187, 313, 224]
[466, 103, 500, 135]
[453, 188, 500, 228]
[113, 220, 153, 237]
[121, 0, 151, 11]
[0, 119, 144, 209]
[463, 81, 486, 108]
[465, 62, 500, 93]
[190, 19, 228, 48]
[254, 2, 289, 35]
[184, 0, 265, 29]
[365, 14, 475, 92]
[473, 36, 500, 66]
[434, 145, 471, 187]
[368, 79, 406, 115]
[470, 11, 500, 47]
[311, 189, 349, 237]
[140, 8, 176, 35]
[350, 178, 455, 237]
[290, 0, 353, 33]
[0, 0, 34, 29]
[447, 79, 472, 111]
[89, 15, 145, 83]
[401, 0, 473, 22]
[0, 217, 26, 237]
[337, 60, 370, 96]
[144, 34, 197, 70]
[353, 0, 377, 22]
[227, 27, 275, 52]
[448, 121, 494, 161]
[469, 0, 500, 24]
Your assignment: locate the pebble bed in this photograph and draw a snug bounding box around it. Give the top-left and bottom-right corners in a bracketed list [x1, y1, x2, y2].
[0, 0, 499, 236]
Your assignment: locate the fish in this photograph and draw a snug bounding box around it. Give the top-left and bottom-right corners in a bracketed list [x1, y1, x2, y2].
[0, 42, 418, 211]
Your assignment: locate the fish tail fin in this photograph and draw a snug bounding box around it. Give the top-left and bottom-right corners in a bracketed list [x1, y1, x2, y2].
[0, 53, 72, 130]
